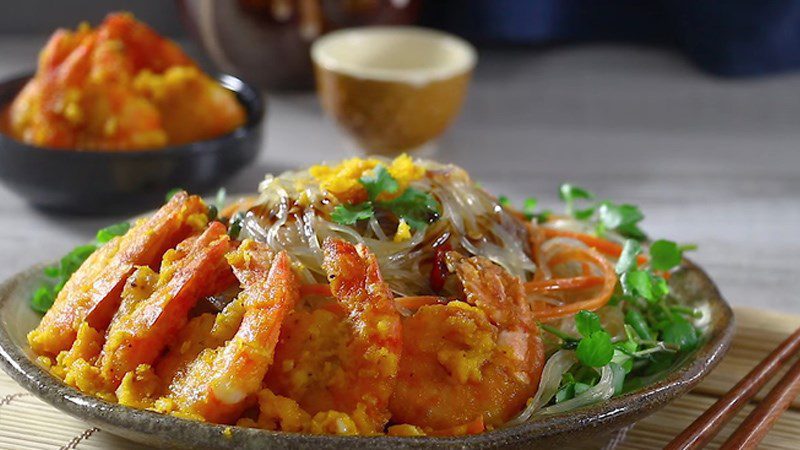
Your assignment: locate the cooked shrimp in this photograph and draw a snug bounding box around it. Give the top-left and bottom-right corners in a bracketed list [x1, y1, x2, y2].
[99, 221, 233, 386]
[8, 22, 167, 150]
[28, 192, 207, 355]
[154, 313, 219, 387]
[166, 243, 298, 423]
[389, 252, 545, 430]
[7, 13, 243, 150]
[133, 66, 247, 146]
[264, 238, 402, 433]
[96, 12, 193, 74]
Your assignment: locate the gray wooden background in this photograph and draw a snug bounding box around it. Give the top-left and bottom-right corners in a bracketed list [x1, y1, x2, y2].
[0, 4, 798, 314]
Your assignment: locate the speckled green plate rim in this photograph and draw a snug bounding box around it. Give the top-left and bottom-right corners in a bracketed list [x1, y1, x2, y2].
[0, 259, 734, 449]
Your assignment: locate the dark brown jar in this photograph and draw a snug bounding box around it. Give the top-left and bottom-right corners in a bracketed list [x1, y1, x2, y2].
[178, 0, 420, 91]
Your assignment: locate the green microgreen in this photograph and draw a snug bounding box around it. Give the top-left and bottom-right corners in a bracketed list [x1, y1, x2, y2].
[522, 197, 538, 220]
[540, 184, 704, 404]
[597, 202, 646, 240]
[649, 239, 683, 271]
[615, 240, 642, 275]
[576, 330, 615, 367]
[559, 183, 594, 214]
[662, 316, 699, 351]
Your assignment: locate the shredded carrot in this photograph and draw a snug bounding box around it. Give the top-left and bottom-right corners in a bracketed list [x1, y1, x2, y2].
[541, 228, 647, 265]
[532, 245, 617, 321]
[525, 276, 604, 293]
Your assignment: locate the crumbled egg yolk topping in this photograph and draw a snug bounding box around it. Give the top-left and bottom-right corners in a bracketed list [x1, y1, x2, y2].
[309, 154, 425, 204]
[394, 219, 412, 243]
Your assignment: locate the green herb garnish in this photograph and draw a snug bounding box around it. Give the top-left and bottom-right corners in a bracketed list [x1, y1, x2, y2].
[597, 202, 646, 240]
[207, 187, 227, 222]
[559, 183, 594, 214]
[574, 311, 615, 367]
[556, 183, 647, 241]
[615, 239, 642, 274]
[496, 195, 551, 223]
[30, 222, 130, 313]
[95, 222, 130, 244]
[380, 187, 439, 230]
[331, 203, 375, 226]
[165, 187, 184, 202]
[228, 212, 246, 240]
[330, 164, 439, 231]
[662, 315, 699, 351]
[522, 197, 538, 220]
[539, 183, 702, 405]
[649, 239, 684, 271]
[360, 165, 398, 201]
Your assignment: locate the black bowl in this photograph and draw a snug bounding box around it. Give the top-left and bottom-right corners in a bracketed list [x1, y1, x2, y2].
[0, 72, 264, 215]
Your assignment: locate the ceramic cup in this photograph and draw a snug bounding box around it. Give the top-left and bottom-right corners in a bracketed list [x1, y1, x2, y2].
[311, 26, 476, 155]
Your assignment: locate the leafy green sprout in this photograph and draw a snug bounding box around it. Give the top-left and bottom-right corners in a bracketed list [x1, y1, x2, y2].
[536, 186, 701, 403]
[31, 222, 131, 313]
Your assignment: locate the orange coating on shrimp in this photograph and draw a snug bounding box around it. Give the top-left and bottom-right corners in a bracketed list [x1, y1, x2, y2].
[27, 192, 207, 356]
[265, 238, 402, 433]
[166, 244, 299, 423]
[389, 252, 545, 430]
[99, 221, 232, 386]
[6, 13, 244, 150]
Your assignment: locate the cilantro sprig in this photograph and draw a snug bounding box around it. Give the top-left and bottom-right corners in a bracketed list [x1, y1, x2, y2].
[31, 222, 130, 313]
[330, 203, 374, 225]
[359, 165, 398, 201]
[330, 164, 439, 231]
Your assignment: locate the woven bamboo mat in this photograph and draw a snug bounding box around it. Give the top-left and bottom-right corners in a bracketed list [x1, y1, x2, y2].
[1, 307, 799, 450]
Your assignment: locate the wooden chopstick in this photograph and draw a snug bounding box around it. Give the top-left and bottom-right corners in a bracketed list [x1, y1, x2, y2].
[719, 356, 800, 449]
[665, 325, 800, 450]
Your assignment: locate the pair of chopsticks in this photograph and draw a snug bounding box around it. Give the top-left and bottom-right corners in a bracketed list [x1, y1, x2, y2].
[665, 326, 800, 449]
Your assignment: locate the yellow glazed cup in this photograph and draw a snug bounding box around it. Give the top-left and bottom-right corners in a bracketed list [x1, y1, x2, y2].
[311, 26, 476, 155]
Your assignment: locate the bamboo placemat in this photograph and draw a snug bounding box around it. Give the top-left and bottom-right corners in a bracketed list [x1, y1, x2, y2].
[1, 307, 799, 450]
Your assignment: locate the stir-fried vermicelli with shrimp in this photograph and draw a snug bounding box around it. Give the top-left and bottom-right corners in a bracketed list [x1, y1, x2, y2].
[28, 155, 703, 436]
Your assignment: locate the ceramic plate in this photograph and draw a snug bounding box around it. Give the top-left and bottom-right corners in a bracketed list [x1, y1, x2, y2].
[0, 259, 733, 449]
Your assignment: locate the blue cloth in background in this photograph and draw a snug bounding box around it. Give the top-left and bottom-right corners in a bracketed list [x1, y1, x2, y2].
[421, 0, 800, 77]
